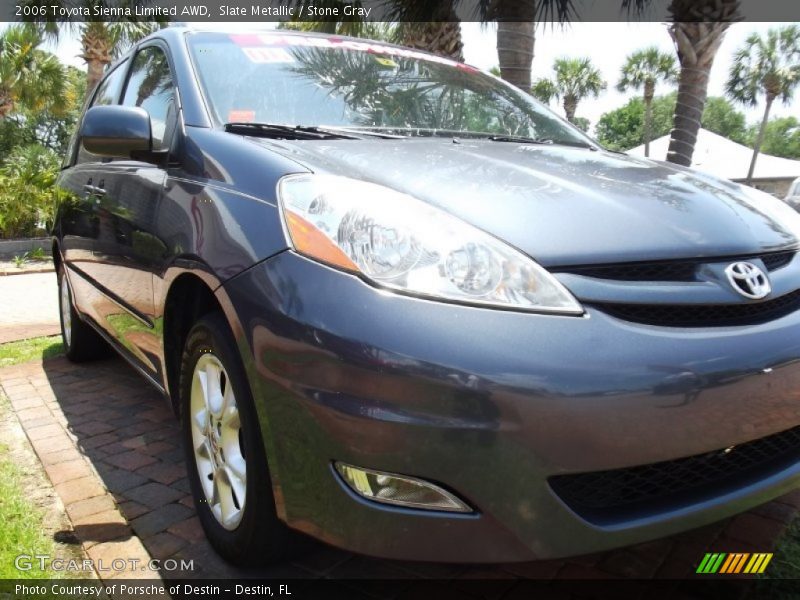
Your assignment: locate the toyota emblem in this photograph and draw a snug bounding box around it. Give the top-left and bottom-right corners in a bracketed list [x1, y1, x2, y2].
[725, 262, 771, 300]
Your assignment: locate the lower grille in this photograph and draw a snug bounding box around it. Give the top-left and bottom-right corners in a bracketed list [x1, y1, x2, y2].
[592, 289, 800, 327]
[549, 426, 800, 524]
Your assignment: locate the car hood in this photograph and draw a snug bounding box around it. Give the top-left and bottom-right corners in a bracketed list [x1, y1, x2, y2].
[258, 137, 800, 267]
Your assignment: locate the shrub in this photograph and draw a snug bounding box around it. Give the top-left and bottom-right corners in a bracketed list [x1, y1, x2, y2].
[0, 144, 61, 239]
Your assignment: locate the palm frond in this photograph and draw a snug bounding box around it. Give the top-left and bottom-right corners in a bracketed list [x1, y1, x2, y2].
[726, 25, 800, 107]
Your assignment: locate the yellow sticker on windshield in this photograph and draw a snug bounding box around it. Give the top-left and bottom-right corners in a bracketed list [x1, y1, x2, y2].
[374, 56, 398, 68]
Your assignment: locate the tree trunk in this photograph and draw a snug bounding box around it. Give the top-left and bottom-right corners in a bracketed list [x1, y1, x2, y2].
[666, 22, 729, 166]
[84, 59, 106, 98]
[667, 0, 741, 167]
[496, 22, 536, 91]
[80, 24, 113, 99]
[666, 1, 738, 166]
[643, 80, 655, 157]
[563, 95, 577, 122]
[667, 66, 706, 166]
[490, 0, 536, 91]
[747, 95, 774, 185]
[644, 98, 653, 157]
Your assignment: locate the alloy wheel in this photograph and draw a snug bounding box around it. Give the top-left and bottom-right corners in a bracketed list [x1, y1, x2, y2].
[190, 353, 247, 530]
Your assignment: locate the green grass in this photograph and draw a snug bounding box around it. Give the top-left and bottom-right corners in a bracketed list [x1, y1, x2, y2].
[761, 517, 800, 581]
[0, 336, 64, 368]
[751, 516, 800, 597]
[0, 397, 62, 579]
[0, 448, 60, 578]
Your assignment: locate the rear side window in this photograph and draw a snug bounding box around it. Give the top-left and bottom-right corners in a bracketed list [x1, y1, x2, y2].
[122, 46, 177, 152]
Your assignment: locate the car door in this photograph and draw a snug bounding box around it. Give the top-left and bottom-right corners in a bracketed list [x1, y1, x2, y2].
[90, 42, 180, 379]
[58, 59, 130, 327]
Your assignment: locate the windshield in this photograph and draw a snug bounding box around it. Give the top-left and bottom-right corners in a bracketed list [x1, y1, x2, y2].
[187, 32, 593, 145]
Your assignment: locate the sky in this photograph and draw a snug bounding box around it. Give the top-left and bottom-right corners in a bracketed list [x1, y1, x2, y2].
[21, 20, 800, 130]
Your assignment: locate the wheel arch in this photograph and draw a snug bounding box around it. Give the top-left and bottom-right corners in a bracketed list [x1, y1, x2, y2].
[162, 272, 229, 414]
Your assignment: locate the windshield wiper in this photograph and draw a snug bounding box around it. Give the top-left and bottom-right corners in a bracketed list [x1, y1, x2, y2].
[224, 122, 362, 140]
[487, 134, 596, 149]
[488, 134, 552, 144]
[226, 122, 595, 148]
[320, 126, 408, 139]
[537, 138, 598, 150]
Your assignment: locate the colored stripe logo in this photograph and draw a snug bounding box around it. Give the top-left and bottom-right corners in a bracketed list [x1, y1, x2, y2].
[696, 552, 773, 574]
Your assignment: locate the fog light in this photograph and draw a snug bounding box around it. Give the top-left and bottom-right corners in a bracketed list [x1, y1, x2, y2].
[334, 462, 472, 513]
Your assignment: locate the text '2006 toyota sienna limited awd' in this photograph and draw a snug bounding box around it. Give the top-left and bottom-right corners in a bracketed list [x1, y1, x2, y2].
[53, 26, 800, 564]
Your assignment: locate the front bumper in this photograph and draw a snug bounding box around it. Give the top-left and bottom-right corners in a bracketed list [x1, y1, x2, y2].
[221, 251, 800, 562]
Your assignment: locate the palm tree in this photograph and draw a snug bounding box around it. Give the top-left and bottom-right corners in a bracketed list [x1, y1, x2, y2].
[531, 57, 606, 122]
[80, 21, 162, 95]
[617, 47, 677, 157]
[726, 25, 800, 184]
[63, 21, 162, 97]
[663, 0, 740, 166]
[26, 1, 164, 96]
[384, 0, 736, 167]
[0, 25, 67, 118]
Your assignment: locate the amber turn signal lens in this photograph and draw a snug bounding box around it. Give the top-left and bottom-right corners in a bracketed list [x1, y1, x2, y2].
[285, 211, 358, 272]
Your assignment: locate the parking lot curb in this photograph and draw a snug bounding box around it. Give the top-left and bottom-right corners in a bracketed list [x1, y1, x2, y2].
[0, 324, 61, 345]
[0, 266, 55, 276]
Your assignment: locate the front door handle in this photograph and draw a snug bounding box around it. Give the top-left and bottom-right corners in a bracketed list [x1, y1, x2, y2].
[83, 185, 107, 206]
[83, 184, 107, 196]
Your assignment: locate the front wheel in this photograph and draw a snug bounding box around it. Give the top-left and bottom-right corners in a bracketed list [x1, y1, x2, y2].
[180, 313, 303, 564]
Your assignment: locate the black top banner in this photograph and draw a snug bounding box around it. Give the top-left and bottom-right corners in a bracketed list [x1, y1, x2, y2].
[5, 0, 800, 23]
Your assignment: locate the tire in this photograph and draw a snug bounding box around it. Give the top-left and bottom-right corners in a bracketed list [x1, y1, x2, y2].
[58, 266, 108, 362]
[180, 313, 303, 564]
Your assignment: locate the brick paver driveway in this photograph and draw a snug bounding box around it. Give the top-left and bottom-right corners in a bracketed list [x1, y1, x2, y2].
[2, 354, 799, 594]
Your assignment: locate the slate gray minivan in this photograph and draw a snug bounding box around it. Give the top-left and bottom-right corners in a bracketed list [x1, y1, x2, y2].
[54, 26, 800, 565]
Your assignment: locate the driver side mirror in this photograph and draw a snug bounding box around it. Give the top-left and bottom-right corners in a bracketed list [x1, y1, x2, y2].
[80, 105, 152, 159]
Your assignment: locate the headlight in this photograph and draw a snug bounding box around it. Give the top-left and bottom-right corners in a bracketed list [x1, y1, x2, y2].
[278, 174, 583, 314]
